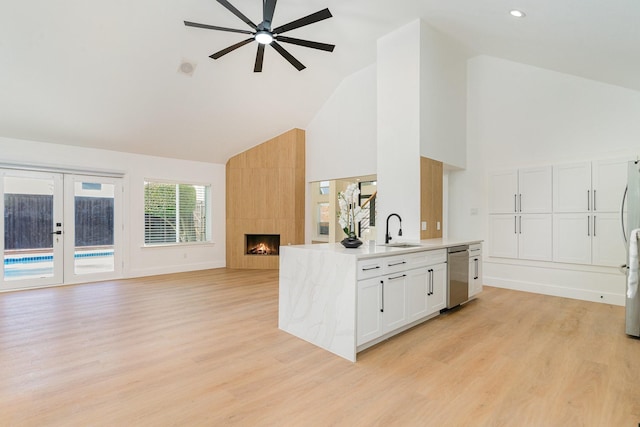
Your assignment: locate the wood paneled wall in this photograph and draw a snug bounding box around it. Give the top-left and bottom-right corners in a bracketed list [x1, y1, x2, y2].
[226, 129, 305, 269]
[420, 156, 443, 239]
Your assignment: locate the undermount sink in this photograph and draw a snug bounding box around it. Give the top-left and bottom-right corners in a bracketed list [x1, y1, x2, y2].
[382, 243, 423, 248]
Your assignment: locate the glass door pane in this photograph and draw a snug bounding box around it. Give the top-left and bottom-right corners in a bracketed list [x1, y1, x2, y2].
[1, 170, 63, 288]
[64, 175, 122, 282]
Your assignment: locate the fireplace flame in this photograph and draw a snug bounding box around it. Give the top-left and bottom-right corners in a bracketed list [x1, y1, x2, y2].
[248, 242, 276, 255]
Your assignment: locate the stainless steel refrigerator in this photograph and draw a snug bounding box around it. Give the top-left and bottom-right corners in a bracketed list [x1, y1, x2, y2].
[623, 160, 640, 336]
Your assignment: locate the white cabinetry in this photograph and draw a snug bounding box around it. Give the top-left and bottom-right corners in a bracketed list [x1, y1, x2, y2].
[488, 166, 553, 261]
[357, 249, 448, 347]
[489, 166, 552, 214]
[552, 159, 627, 266]
[357, 278, 383, 345]
[382, 272, 409, 332]
[468, 244, 483, 298]
[427, 263, 447, 313]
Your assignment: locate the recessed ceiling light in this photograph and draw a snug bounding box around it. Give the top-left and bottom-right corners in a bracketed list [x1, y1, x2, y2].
[510, 9, 526, 18]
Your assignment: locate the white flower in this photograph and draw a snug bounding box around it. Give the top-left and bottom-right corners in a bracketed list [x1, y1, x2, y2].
[337, 182, 364, 236]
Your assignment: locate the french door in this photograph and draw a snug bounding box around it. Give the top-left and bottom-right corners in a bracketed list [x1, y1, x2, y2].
[1, 169, 123, 290]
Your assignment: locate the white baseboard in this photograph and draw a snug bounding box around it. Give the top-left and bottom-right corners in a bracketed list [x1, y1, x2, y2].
[128, 261, 226, 279]
[485, 275, 625, 306]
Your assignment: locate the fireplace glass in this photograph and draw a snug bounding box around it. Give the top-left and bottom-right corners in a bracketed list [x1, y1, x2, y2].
[245, 234, 280, 256]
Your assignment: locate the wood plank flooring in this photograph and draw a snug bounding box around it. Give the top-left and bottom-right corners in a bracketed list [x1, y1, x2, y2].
[1, 269, 639, 426]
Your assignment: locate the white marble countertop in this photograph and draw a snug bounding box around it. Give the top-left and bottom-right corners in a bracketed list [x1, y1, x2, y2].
[282, 237, 483, 259]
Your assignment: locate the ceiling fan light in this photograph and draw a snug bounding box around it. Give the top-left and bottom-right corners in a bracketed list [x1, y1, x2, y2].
[255, 31, 274, 44]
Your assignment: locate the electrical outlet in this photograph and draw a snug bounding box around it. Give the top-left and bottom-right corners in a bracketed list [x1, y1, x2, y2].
[437, 221, 441, 231]
[421, 221, 427, 231]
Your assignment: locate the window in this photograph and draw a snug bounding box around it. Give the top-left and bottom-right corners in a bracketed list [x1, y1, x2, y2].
[144, 181, 210, 245]
[319, 181, 330, 195]
[317, 202, 330, 236]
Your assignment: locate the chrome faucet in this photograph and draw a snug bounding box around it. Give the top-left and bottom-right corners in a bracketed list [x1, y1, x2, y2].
[385, 213, 403, 243]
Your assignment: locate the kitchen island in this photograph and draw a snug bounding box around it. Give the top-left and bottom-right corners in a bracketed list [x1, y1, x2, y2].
[278, 238, 483, 362]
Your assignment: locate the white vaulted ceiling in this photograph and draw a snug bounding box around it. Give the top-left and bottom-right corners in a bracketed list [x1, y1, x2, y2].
[1, 0, 639, 163]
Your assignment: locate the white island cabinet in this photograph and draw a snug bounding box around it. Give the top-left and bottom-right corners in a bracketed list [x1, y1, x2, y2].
[279, 239, 482, 362]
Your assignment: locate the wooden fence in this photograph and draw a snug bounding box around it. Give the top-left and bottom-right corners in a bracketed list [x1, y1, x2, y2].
[4, 195, 113, 250]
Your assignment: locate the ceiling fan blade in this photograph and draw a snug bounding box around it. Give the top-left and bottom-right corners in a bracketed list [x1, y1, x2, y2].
[272, 8, 332, 34]
[263, 0, 277, 30]
[216, 0, 258, 30]
[254, 44, 265, 72]
[184, 21, 253, 35]
[270, 41, 305, 71]
[276, 36, 335, 52]
[210, 38, 254, 60]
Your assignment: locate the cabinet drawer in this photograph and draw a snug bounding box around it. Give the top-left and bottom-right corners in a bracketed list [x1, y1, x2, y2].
[357, 259, 384, 280]
[384, 254, 411, 274]
[469, 243, 482, 257]
[425, 249, 447, 266]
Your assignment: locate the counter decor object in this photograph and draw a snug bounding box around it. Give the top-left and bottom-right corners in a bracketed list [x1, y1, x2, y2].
[338, 183, 365, 248]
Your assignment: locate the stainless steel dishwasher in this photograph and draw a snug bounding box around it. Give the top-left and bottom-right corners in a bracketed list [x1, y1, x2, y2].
[447, 245, 469, 308]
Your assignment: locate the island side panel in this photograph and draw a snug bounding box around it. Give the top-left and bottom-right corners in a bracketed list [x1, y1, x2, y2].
[278, 246, 357, 362]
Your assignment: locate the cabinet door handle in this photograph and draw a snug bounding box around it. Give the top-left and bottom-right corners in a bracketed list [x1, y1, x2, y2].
[514, 194, 517, 212]
[474, 259, 479, 280]
[514, 216, 517, 234]
[593, 190, 596, 211]
[388, 274, 406, 281]
[388, 261, 407, 267]
[428, 269, 433, 295]
[519, 216, 522, 234]
[431, 269, 435, 294]
[587, 190, 590, 211]
[362, 266, 380, 271]
[587, 215, 590, 236]
[380, 280, 384, 312]
[593, 215, 596, 236]
[519, 194, 522, 212]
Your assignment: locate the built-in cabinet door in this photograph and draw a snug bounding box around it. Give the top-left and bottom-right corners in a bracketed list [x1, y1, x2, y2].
[427, 263, 447, 314]
[489, 214, 518, 259]
[357, 278, 383, 346]
[382, 274, 408, 332]
[553, 214, 592, 264]
[518, 214, 553, 261]
[488, 170, 518, 213]
[592, 158, 628, 213]
[553, 162, 592, 212]
[592, 213, 626, 267]
[407, 267, 429, 322]
[518, 166, 553, 213]
[468, 256, 483, 298]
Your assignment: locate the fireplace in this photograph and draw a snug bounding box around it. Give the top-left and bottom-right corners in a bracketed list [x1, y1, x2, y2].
[245, 234, 280, 256]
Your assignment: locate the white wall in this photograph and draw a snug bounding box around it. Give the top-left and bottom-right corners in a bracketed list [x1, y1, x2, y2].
[419, 24, 469, 169]
[377, 20, 422, 242]
[449, 55, 640, 304]
[0, 136, 226, 279]
[306, 64, 377, 183]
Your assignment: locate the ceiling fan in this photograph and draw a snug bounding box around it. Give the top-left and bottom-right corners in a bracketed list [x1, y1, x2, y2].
[185, 0, 335, 72]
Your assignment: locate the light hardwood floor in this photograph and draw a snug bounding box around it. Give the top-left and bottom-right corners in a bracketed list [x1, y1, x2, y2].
[1, 269, 639, 426]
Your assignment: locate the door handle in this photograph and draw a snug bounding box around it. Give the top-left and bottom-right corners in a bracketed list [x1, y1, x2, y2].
[50, 230, 62, 235]
[380, 280, 384, 312]
[519, 194, 522, 212]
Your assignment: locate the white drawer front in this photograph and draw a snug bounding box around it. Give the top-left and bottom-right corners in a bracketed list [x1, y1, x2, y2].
[357, 259, 384, 280]
[425, 249, 447, 266]
[384, 254, 410, 274]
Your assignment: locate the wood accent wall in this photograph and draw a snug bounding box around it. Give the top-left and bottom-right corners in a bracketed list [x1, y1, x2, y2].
[420, 156, 443, 239]
[226, 129, 305, 269]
